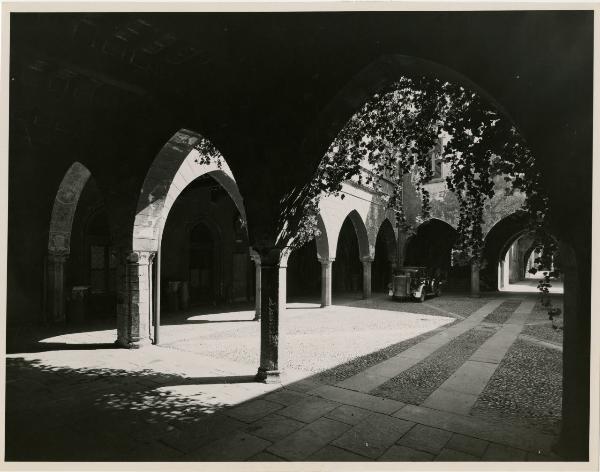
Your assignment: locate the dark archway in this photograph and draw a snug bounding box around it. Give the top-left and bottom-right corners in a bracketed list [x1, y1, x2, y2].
[160, 173, 250, 314]
[287, 240, 321, 299]
[333, 217, 363, 294]
[372, 219, 397, 293]
[404, 219, 458, 287]
[481, 211, 533, 291]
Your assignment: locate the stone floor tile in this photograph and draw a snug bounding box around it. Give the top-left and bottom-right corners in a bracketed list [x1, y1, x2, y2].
[435, 448, 479, 461]
[124, 439, 185, 461]
[185, 431, 271, 461]
[267, 417, 351, 461]
[397, 424, 452, 454]
[332, 412, 415, 459]
[325, 404, 373, 426]
[364, 356, 419, 378]
[284, 378, 323, 393]
[445, 433, 489, 457]
[311, 385, 405, 414]
[438, 360, 498, 395]
[307, 445, 372, 461]
[159, 414, 247, 453]
[393, 404, 554, 454]
[225, 399, 284, 423]
[277, 395, 340, 423]
[378, 445, 434, 461]
[526, 450, 562, 462]
[336, 371, 391, 393]
[421, 387, 479, 415]
[247, 451, 286, 461]
[263, 388, 310, 406]
[482, 442, 528, 461]
[244, 413, 306, 442]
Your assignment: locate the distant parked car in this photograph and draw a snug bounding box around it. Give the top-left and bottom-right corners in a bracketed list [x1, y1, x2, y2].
[390, 266, 442, 302]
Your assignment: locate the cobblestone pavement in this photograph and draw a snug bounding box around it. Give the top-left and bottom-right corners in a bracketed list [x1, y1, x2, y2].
[5, 292, 563, 462]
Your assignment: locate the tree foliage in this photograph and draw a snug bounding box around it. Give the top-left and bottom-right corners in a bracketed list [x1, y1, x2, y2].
[278, 76, 552, 258]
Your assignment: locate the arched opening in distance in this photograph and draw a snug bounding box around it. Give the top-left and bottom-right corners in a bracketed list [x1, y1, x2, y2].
[332, 211, 369, 295]
[481, 212, 537, 291]
[46, 162, 117, 325]
[372, 219, 397, 293]
[287, 240, 321, 300]
[404, 218, 459, 288]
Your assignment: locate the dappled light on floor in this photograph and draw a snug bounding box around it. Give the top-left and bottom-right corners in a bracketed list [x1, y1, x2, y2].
[5, 293, 562, 461]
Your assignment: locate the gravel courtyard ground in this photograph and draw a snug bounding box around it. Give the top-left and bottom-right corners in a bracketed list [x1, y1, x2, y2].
[471, 339, 563, 435]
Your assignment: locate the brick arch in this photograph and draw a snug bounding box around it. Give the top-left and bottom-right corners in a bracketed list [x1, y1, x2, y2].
[48, 161, 92, 256]
[132, 129, 247, 252]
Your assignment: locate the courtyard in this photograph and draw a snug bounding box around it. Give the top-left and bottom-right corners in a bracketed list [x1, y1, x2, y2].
[4, 10, 592, 465]
[6, 285, 564, 462]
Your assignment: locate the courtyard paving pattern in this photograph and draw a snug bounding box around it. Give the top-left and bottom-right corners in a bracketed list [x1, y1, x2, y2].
[5, 291, 564, 462]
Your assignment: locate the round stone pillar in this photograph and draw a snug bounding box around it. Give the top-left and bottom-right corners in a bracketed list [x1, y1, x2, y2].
[251, 254, 261, 321]
[117, 250, 155, 348]
[46, 253, 68, 323]
[553, 240, 590, 460]
[470, 260, 480, 298]
[319, 257, 334, 307]
[361, 257, 373, 299]
[256, 249, 284, 384]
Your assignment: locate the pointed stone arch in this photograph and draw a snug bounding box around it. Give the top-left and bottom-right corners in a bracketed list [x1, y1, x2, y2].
[45, 162, 92, 323]
[48, 162, 92, 256]
[132, 129, 246, 253]
[337, 209, 371, 261]
[375, 217, 398, 263]
[120, 129, 248, 348]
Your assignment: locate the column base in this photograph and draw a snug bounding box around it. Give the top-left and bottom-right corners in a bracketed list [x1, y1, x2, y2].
[470, 293, 481, 298]
[115, 337, 152, 349]
[255, 367, 281, 384]
[253, 314, 261, 321]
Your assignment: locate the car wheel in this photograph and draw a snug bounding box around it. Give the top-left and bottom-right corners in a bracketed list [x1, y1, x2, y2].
[435, 286, 442, 297]
[418, 291, 426, 303]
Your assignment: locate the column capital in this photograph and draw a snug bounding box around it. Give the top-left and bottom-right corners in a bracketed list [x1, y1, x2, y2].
[47, 252, 69, 262]
[126, 250, 156, 265]
[256, 248, 288, 267]
[318, 257, 335, 265]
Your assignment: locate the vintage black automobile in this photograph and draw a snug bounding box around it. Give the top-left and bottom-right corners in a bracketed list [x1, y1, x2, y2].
[390, 266, 442, 302]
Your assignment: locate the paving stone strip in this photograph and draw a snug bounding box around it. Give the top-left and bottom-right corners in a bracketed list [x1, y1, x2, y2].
[421, 299, 535, 415]
[335, 299, 504, 393]
[483, 299, 522, 324]
[370, 327, 496, 404]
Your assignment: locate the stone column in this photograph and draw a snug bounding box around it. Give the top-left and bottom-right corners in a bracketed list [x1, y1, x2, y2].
[256, 249, 283, 384]
[397, 232, 406, 267]
[361, 257, 373, 299]
[118, 250, 154, 348]
[470, 260, 480, 298]
[251, 255, 261, 321]
[319, 258, 334, 307]
[278, 260, 287, 313]
[554, 240, 589, 460]
[46, 253, 68, 323]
